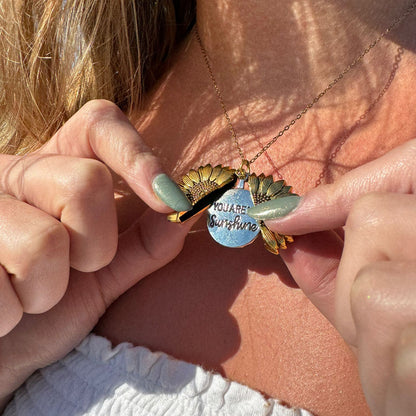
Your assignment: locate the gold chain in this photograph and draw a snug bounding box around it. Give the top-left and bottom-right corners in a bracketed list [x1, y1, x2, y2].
[195, 1, 416, 166]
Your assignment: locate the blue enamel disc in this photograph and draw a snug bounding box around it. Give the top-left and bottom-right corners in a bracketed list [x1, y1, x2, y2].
[207, 188, 260, 248]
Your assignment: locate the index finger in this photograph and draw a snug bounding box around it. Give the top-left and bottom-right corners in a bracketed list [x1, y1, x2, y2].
[259, 139, 416, 235]
[39, 99, 191, 213]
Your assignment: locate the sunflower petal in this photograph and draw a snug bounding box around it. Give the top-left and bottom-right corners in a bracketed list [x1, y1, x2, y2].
[260, 223, 279, 255]
[187, 169, 200, 183]
[266, 180, 285, 197]
[274, 232, 288, 249]
[248, 174, 259, 195]
[181, 176, 194, 189]
[258, 175, 274, 195]
[198, 165, 213, 182]
[280, 185, 293, 195]
[210, 165, 223, 182]
[215, 169, 235, 185]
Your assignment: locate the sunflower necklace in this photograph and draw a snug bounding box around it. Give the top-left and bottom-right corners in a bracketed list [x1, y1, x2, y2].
[167, 1, 416, 254]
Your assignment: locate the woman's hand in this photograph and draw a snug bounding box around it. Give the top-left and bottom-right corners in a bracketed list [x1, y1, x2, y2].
[0, 100, 194, 403]
[249, 139, 416, 416]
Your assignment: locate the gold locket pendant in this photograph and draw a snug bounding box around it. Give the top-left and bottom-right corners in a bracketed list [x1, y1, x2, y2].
[167, 162, 295, 255]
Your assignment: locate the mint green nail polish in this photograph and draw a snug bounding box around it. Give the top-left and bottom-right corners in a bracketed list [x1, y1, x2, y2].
[152, 174, 192, 212]
[247, 195, 301, 220]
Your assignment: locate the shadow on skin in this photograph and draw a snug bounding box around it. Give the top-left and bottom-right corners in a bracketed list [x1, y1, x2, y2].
[94, 212, 297, 376]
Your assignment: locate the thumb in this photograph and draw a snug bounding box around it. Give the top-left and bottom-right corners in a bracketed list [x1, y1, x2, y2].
[256, 139, 416, 236]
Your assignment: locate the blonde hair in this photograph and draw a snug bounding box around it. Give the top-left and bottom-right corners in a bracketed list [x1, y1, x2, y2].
[0, 0, 195, 154]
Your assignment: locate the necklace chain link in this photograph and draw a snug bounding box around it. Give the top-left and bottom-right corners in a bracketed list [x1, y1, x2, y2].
[195, 1, 416, 166]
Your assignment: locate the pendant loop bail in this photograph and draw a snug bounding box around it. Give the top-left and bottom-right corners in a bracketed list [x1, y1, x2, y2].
[237, 159, 250, 180]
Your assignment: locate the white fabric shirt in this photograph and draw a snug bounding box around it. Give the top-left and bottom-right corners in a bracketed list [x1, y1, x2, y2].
[5, 334, 313, 416]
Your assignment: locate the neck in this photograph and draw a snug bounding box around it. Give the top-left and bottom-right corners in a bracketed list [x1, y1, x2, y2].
[196, 0, 416, 104]
[136, 0, 416, 182]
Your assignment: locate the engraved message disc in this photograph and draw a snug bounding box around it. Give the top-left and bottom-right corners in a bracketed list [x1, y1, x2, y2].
[207, 186, 260, 248]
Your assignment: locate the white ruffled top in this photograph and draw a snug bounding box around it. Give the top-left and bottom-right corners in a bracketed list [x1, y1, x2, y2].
[5, 334, 313, 416]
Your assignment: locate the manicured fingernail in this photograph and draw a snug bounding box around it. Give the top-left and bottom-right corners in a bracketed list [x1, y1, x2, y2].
[152, 174, 192, 212]
[247, 195, 301, 220]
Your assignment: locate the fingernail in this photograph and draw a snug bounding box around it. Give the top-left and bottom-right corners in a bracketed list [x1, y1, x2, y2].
[247, 195, 301, 220]
[152, 174, 192, 212]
